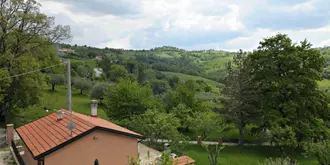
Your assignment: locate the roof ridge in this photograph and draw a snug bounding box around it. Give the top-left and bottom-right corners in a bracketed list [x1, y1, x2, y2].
[60, 109, 95, 128]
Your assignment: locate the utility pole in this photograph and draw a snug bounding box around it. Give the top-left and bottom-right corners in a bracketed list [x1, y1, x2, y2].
[66, 60, 72, 112]
[66, 60, 75, 136]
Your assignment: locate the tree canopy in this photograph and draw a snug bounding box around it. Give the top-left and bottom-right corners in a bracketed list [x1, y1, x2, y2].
[0, 0, 70, 121]
[247, 34, 330, 151]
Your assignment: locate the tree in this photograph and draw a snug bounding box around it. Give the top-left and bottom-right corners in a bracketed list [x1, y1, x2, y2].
[73, 78, 92, 94]
[150, 80, 169, 94]
[168, 76, 179, 88]
[189, 111, 224, 140]
[0, 0, 70, 121]
[201, 143, 224, 165]
[131, 108, 188, 152]
[303, 140, 330, 165]
[75, 65, 91, 78]
[109, 65, 128, 82]
[104, 79, 155, 120]
[48, 74, 65, 91]
[165, 83, 200, 110]
[169, 103, 192, 133]
[221, 50, 260, 145]
[247, 34, 330, 152]
[137, 67, 148, 85]
[132, 108, 180, 144]
[89, 83, 107, 101]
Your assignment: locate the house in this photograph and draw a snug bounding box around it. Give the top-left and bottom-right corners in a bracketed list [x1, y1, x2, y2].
[96, 56, 103, 61]
[15, 103, 143, 165]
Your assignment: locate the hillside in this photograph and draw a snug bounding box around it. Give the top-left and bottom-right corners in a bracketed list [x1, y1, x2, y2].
[58, 44, 330, 87]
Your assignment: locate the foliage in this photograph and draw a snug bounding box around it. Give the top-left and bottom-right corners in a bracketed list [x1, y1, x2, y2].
[89, 83, 107, 101]
[221, 49, 261, 145]
[258, 157, 299, 165]
[165, 82, 199, 109]
[104, 79, 155, 120]
[189, 111, 224, 140]
[75, 65, 92, 79]
[150, 79, 169, 95]
[48, 74, 65, 91]
[73, 78, 92, 94]
[0, 0, 70, 121]
[169, 104, 192, 129]
[247, 34, 330, 150]
[168, 75, 180, 88]
[109, 64, 128, 82]
[128, 151, 174, 165]
[131, 108, 180, 143]
[303, 140, 330, 165]
[201, 143, 224, 165]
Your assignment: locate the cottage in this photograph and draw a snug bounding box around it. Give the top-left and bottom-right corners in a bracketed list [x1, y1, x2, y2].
[15, 106, 142, 165]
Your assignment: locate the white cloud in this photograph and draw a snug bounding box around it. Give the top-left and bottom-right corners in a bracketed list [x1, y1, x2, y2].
[38, 0, 330, 50]
[291, 0, 316, 12]
[224, 24, 330, 51]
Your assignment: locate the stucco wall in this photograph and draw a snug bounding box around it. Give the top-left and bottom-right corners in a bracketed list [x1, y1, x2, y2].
[23, 144, 38, 165]
[44, 130, 138, 165]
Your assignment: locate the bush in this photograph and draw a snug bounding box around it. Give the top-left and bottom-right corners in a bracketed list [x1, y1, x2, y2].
[258, 157, 298, 165]
[303, 140, 330, 165]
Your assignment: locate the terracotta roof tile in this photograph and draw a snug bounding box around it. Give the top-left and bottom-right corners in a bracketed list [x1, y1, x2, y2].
[16, 110, 142, 158]
[173, 156, 195, 165]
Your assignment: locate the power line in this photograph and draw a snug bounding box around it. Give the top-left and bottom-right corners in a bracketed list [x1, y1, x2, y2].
[0, 63, 64, 81]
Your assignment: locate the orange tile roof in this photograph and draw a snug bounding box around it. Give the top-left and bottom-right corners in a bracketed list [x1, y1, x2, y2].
[16, 110, 142, 159]
[173, 156, 195, 165]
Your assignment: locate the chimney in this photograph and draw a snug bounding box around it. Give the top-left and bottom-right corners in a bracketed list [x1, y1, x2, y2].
[91, 100, 98, 117]
[56, 110, 63, 121]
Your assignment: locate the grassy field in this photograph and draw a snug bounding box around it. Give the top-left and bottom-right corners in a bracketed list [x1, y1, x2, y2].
[15, 85, 108, 126]
[161, 71, 221, 87]
[183, 145, 317, 165]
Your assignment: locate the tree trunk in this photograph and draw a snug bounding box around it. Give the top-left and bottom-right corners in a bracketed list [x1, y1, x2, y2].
[80, 89, 83, 94]
[239, 123, 244, 145]
[52, 85, 55, 91]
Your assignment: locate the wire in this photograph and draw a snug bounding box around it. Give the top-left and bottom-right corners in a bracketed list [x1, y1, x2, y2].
[0, 63, 64, 81]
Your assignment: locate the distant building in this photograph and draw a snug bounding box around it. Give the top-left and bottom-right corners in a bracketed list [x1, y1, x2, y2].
[58, 48, 75, 54]
[96, 56, 103, 61]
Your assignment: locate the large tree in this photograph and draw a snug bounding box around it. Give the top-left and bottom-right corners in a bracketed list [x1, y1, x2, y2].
[221, 50, 260, 145]
[247, 34, 330, 152]
[104, 79, 159, 120]
[0, 0, 70, 121]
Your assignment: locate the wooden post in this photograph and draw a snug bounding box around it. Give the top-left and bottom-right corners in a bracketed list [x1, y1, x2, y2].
[7, 124, 14, 146]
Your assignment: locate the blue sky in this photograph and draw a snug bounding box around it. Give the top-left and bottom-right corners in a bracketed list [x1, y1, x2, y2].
[39, 0, 330, 51]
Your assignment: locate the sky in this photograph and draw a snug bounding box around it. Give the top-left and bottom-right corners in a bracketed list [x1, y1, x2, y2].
[38, 0, 330, 51]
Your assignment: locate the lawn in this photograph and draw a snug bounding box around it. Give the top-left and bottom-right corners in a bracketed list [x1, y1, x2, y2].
[14, 85, 108, 126]
[183, 145, 318, 165]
